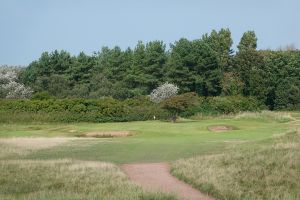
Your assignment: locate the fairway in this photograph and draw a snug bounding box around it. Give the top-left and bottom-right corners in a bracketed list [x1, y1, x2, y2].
[0, 115, 290, 163]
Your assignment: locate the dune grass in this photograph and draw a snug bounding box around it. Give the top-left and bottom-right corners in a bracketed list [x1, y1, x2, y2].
[0, 142, 177, 200]
[171, 129, 300, 200]
[0, 159, 177, 200]
[191, 110, 296, 122]
[233, 110, 296, 123]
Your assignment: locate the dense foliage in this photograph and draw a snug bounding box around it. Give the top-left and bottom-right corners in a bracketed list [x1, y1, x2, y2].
[190, 96, 263, 116]
[0, 98, 168, 122]
[0, 96, 262, 123]
[162, 92, 198, 118]
[0, 97, 169, 123]
[1, 28, 299, 110]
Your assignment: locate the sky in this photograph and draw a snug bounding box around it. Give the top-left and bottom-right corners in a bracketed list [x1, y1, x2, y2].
[0, 0, 299, 65]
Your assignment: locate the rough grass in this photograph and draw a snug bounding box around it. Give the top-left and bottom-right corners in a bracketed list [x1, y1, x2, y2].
[0, 137, 72, 150]
[192, 110, 296, 123]
[171, 129, 300, 200]
[0, 159, 177, 200]
[0, 139, 177, 200]
[234, 111, 295, 123]
[0, 137, 79, 159]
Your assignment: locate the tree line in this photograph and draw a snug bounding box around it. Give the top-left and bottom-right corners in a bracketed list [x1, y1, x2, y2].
[6, 28, 300, 110]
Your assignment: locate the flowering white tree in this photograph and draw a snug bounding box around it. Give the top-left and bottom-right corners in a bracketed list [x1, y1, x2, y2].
[150, 82, 179, 103]
[0, 66, 33, 99]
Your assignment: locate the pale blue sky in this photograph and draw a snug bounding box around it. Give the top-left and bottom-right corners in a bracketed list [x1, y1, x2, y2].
[0, 0, 299, 65]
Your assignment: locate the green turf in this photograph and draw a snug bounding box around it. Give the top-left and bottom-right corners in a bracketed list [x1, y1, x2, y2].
[0, 117, 290, 164]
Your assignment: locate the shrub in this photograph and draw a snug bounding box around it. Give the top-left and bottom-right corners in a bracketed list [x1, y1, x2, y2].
[162, 92, 198, 121]
[182, 96, 263, 116]
[0, 95, 262, 123]
[31, 92, 55, 100]
[0, 97, 170, 123]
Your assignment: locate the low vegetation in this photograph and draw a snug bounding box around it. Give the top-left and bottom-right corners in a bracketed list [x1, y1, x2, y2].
[0, 137, 177, 200]
[234, 111, 295, 123]
[0, 97, 170, 123]
[0, 95, 262, 123]
[171, 129, 300, 200]
[0, 159, 177, 200]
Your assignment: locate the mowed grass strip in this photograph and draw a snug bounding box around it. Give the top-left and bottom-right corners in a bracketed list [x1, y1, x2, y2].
[171, 130, 300, 200]
[0, 114, 289, 163]
[0, 159, 177, 200]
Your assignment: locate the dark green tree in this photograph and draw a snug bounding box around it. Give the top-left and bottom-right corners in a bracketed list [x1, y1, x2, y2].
[192, 39, 222, 96]
[166, 38, 221, 96]
[202, 28, 233, 71]
[143, 40, 167, 92]
[125, 41, 147, 95]
[235, 31, 268, 103]
[97, 46, 132, 82]
[263, 50, 300, 109]
[70, 52, 95, 84]
[125, 40, 167, 94]
[165, 38, 195, 93]
[237, 31, 257, 52]
[274, 78, 300, 109]
[221, 72, 244, 96]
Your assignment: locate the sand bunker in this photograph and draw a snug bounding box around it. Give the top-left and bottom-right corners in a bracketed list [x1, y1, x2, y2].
[208, 125, 235, 132]
[0, 137, 73, 150]
[81, 131, 132, 138]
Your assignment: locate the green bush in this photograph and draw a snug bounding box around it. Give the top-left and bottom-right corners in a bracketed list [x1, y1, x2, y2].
[0, 96, 262, 123]
[162, 92, 198, 114]
[181, 96, 263, 116]
[0, 97, 170, 123]
[31, 92, 55, 100]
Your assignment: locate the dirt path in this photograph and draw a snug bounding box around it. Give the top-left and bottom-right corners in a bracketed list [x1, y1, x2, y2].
[121, 162, 214, 200]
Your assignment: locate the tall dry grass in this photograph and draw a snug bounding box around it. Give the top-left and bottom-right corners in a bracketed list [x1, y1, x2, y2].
[234, 110, 295, 122]
[0, 140, 177, 200]
[0, 159, 177, 200]
[171, 130, 300, 200]
[191, 110, 296, 122]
